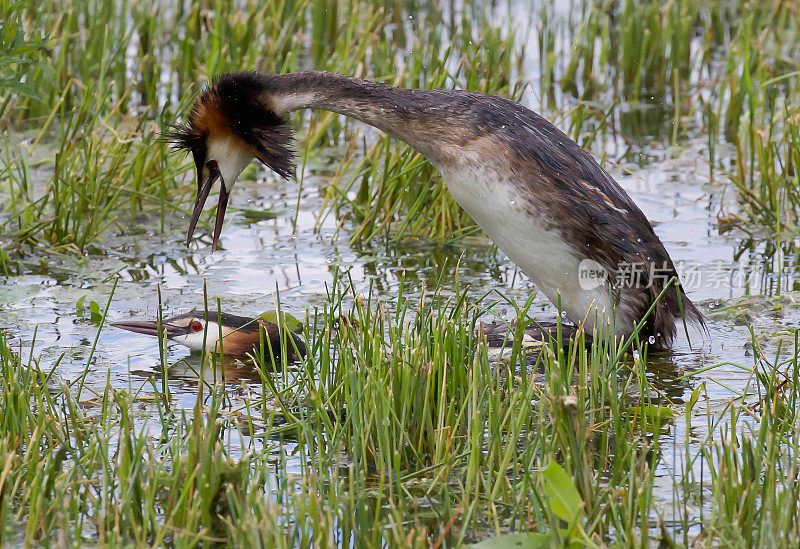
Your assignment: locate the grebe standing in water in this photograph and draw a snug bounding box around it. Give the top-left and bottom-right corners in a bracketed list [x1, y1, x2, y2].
[167, 71, 703, 347]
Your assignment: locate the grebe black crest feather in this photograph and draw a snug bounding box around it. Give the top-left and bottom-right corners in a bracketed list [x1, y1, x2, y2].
[164, 72, 295, 179]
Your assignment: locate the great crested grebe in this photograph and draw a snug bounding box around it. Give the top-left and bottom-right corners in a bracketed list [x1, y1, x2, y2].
[112, 310, 306, 361]
[167, 71, 703, 347]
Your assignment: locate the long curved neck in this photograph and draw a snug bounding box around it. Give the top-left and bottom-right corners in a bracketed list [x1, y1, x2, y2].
[263, 71, 463, 164]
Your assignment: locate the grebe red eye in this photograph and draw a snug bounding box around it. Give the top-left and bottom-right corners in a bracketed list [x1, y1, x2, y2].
[190, 320, 203, 332]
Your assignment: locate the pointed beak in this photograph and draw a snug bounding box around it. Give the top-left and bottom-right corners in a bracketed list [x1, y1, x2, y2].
[187, 160, 227, 249]
[212, 178, 230, 252]
[111, 320, 186, 339]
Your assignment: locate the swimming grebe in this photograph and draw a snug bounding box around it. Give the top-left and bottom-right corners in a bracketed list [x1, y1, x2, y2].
[167, 71, 703, 347]
[112, 310, 306, 361]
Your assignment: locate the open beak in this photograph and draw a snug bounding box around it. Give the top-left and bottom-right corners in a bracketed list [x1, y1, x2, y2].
[186, 160, 230, 251]
[111, 320, 186, 340]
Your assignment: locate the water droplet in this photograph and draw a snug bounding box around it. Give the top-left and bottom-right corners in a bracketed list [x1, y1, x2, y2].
[648, 336, 655, 344]
[509, 199, 516, 205]
[560, 311, 567, 318]
[709, 303, 715, 309]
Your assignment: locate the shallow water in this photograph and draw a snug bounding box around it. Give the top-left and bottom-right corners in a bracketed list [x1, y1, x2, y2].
[4, 122, 799, 531]
[3, 0, 800, 542]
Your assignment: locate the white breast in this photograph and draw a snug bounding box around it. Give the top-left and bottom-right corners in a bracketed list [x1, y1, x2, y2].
[435, 155, 614, 337]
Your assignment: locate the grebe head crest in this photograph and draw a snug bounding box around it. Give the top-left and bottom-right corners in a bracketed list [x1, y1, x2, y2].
[165, 72, 295, 249]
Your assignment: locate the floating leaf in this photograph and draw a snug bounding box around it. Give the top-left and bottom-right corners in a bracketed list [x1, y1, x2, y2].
[258, 310, 303, 333]
[76, 295, 86, 316]
[540, 461, 582, 525]
[624, 405, 674, 431]
[89, 300, 103, 324]
[240, 209, 282, 222]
